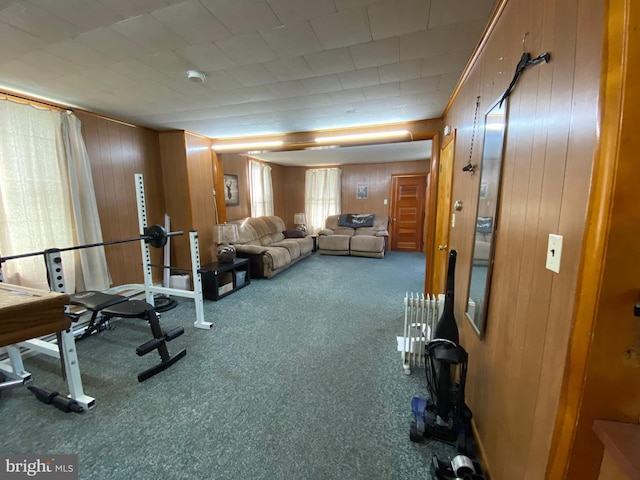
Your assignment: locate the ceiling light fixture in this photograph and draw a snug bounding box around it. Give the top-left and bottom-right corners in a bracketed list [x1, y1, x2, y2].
[314, 130, 411, 144]
[211, 140, 283, 152]
[187, 70, 206, 83]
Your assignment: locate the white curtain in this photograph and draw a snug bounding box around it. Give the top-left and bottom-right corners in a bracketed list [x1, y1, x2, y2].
[0, 99, 110, 291]
[305, 168, 342, 234]
[249, 159, 274, 217]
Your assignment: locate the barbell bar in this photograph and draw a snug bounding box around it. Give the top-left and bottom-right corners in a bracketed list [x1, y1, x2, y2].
[0, 224, 183, 264]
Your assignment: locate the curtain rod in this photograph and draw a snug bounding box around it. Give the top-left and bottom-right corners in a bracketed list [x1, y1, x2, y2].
[0, 90, 73, 113]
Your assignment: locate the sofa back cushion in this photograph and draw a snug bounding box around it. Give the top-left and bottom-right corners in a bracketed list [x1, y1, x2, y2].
[230, 216, 286, 246]
[324, 215, 355, 236]
[354, 215, 389, 236]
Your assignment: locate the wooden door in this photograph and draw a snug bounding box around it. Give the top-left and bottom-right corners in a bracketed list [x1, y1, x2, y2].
[431, 134, 455, 295]
[389, 174, 427, 251]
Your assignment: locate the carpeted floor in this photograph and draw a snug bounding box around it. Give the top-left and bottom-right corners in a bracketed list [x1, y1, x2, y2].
[0, 251, 456, 479]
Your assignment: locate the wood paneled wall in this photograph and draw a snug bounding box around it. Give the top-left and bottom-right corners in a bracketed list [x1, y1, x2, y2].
[443, 0, 604, 478]
[77, 112, 165, 286]
[220, 154, 250, 221]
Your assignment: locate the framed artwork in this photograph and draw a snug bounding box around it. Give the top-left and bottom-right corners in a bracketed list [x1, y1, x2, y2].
[356, 184, 368, 199]
[223, 174, 239, 206]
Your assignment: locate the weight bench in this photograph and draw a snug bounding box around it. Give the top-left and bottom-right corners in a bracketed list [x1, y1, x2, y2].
[68, 291, 186, 382]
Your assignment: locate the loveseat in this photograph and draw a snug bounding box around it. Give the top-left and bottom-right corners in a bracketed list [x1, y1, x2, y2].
[317, 214, 388, 258]
[228, 216, 313, 278]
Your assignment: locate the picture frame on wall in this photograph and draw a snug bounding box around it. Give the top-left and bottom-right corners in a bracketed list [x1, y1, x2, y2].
[224, 174, 240, 206]
[356, 184, 368, 199]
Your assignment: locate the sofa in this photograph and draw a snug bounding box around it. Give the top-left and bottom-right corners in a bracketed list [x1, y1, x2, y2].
[228, 216, 314, 278]
[317, 214, 389, 258]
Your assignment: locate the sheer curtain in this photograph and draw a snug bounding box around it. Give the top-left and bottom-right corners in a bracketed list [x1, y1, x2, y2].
[305, 168, 342, 234]
[249, 159, 274, 217]
[0, 99, 110, 291]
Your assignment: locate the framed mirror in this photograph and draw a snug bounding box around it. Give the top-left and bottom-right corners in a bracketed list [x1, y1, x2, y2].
[466, 99, 508, 338]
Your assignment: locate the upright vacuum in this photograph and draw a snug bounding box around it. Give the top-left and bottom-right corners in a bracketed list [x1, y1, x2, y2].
[409, 250, 486, 479]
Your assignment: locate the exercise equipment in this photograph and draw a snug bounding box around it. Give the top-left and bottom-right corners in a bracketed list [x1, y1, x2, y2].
[28, 385, 83, 413]
[0, 224, 181, 265]
[68, 291, 186, 382]
[410, 250, 473, 453]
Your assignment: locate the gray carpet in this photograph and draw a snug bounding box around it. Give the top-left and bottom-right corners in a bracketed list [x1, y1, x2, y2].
[0, 252, 456, 479]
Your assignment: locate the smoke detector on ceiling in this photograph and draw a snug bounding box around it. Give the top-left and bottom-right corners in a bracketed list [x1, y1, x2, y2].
[187, 70, 205, 83]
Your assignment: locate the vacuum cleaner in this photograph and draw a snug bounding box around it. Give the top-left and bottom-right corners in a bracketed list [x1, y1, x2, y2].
[409, 250, 475, 455]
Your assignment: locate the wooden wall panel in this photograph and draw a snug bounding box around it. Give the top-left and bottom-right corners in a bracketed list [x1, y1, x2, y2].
[283, 166, 306, 229]
[77, 111, 165, 286]
[340, 160, 429, 216]
[443, 0, 603, 478]
[220, 154, 250, 221]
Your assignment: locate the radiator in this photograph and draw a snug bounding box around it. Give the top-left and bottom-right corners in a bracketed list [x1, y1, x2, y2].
[397, 292, 444, 375]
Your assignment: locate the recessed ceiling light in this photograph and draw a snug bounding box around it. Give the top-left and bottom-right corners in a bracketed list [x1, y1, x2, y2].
[187, 70, 205, 83]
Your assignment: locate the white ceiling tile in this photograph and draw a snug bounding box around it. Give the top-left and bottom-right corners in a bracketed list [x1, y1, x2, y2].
[378, 59, 422, 84]
[421, 50, 470, 76]
[303, 48, 354, 76]
[0, 21, 47, 57]
[111, 14, 189, 52]
[266, 80, 308, 98]
[399, 26, 454, 61]
[448, 20, 487, 54]
[198, 70, 244, 91]
[45, 39, 117, 68]
[82, 66, 142, 90]
[200, 0, 281, 35]
[428, 0, 495, 28]
[157, 76, 214, 97]
[263, 56, 314, 81]
[216, 32, 278, 66]
[0, 2, 82, 42]
[266, 0, 335, 24]
[362, 82, 399, 100]
[299, 74, 343, 94]
[97, 0, 172, 18]
[151, 1, 233, 44]
[75, 26, 152, 61]
[384, 93, 418, 108]
[349, 37, 399, 69]
[259, 22, 322, 58]
[400, 75, 439, 95]
[235, 86, 276, 102]
[109, 59, 167, 83]
[138, 51, 194, 79]
[437, 73, 460, 91]
[29, 0, 124, 31]
[333, 0, 379, 11]
[177, 43, 237, 71]
[329, 88, 365, 104]
[206, 90, 250, 106]
[310, 8, 371, 50]
[337, 67, 379, 90]
[20, 50, 87, 79]
[368, 0, 430, 40]
[226, 64, 277, 87]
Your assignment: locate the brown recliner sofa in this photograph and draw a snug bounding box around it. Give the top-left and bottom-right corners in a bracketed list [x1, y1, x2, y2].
[228, 216, 313, 278]
[317, 214, 389, 258]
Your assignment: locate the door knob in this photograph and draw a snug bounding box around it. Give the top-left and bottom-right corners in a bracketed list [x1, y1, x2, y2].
[438, 244, 448, 251]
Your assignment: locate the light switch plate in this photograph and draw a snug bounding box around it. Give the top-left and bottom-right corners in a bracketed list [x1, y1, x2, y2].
[546, 234, 563, 273]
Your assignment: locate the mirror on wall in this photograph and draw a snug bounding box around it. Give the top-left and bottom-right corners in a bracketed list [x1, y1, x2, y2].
[466, 99, 508, 338]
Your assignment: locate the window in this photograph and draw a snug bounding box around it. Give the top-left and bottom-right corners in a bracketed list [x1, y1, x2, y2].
[0, 98, 110, 291]
[249, 159, 274, 217]
[305, 168, 341, 234]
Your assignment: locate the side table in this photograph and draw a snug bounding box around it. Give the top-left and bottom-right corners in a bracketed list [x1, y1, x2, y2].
[200, 257, 250, 301]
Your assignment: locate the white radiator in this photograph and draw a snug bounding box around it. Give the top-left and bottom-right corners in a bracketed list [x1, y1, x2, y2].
[397, 292, 444, 375]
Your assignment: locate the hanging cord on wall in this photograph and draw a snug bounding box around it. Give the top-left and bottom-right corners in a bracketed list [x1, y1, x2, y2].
[462, 96, 481, 174]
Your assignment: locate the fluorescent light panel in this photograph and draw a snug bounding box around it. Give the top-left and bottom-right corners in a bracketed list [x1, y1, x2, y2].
[314, 130, 411, 144]
[212, 140, 283, 151]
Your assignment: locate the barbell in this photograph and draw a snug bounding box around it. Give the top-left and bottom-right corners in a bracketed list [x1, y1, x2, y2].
[0, 224, 183, 263]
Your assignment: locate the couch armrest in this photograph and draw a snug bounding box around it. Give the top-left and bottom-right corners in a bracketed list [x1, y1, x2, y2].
[375, 229, 389, 237]
[318, 228, 334, 236]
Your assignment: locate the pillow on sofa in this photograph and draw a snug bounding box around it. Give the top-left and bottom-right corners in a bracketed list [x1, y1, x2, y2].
[338, 214, 374, 228]
[283, 230, 305, 238]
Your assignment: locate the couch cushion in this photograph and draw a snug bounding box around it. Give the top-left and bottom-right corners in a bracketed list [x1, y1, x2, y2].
[350, 235, 385, 253]
[318, 234, 351, 252]
[262, 245, 292, 271]
[270, 240, 302, 260]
